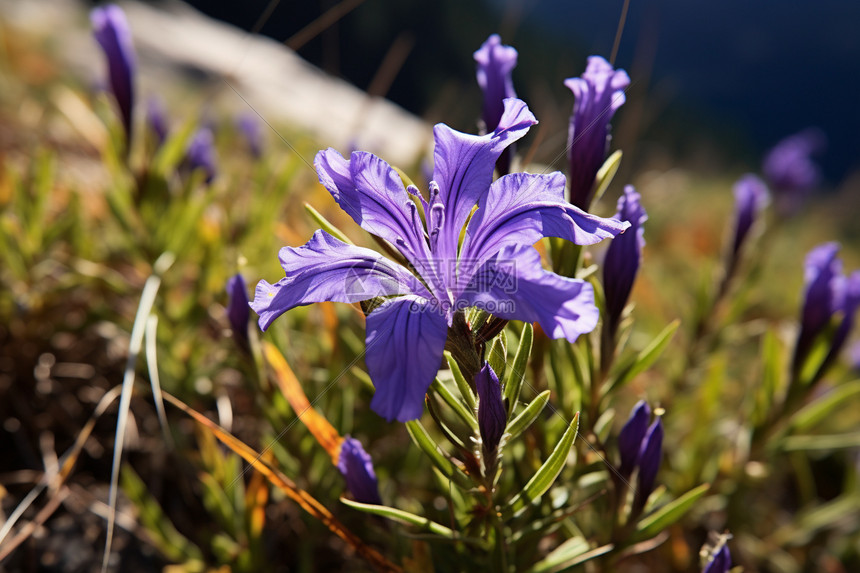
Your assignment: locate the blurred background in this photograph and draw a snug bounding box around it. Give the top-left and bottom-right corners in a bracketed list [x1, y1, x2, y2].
[173, 0, 860, 182]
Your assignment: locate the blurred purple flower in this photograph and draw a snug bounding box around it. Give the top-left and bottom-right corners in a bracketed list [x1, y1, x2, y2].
[603, 185, 646, 337]
[476, 362, 506, 455]
[762, 129, 825, 213]
[91, 4, 136, 146]
[237, 112, 264, 158]
[793, 243, 860, 378]
[702, 543, 731, 573]
[618, 400, 650, 478]
[635, 419, 663, 506]
[474, 34, 518, 175]
[146, 96, 169, 148]
[185, 127, 217, 183]
[226, 274, 250, 347]
[565, 56, 629, 210]
[337, 436, 382, 505]
[252, 99, 628, 422]
[730, 174, 769, 258]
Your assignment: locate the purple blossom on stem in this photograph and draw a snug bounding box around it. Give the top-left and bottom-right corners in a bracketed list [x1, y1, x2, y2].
[635, 419, 663, 507]
[564, 56, 629, 210]
[252, 98, 629, 422]
[603, 185, 646, 338]
[618, 400, 650, 478]
[702, 543, 731, 573]
[185, 127, 217, 183]
[91, 4, 136, 148]
[476, 362, 506, 455]
[337, 436, 382, 505]
[474, 35, 518, 175]
[792, 243, 860, 380]
[237, 111, 264, 158]
[762, 129, 825, 214]
[226, 274, 250, 347]
[730, 174, 769, 258]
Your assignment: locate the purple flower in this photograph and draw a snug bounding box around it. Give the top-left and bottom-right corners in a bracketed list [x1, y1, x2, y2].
[635, 419, 663, 506]
[337, 436, 382, 505]
[91, 5, 136, 147]
[226, 274, 250, 347]
[702, 543, 731, 573]
[185, 127, 217, 183]
[762, 129, 825, 214]
[617, 401, 662, 510]
[474, 35, 518, 134]
[146, 97, 169, 148]
[237, 112, 264, 158]
[618, 400, 650, 478]
[603, 186, 646, 337]
[793, 243, 860, 379]
[564, 56, 629, 210]
[252, 99, 629, 422]
[476, 362, 506, 455]
[730, 175, 769, 257]
[474, 35, 518, 176]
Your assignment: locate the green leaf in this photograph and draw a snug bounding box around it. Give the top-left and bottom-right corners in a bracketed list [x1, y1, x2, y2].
[635, 483, 710, 540]
[445, 352, 477, 412]
[780, 433, 860, 451]
[341, 498, 474, 542]
[505, 323, 533, 415]
[529, 538, 613, 573]
[507, 412, 579, 516]
[789, 379, 860, 432]
[754, 329, 785, 426]
[304, 203, 353, 245]
[592, 150, 622, 207]
[488, 330, 508, 381]
[506, 390, 550, 440]
[610, 320, 680, 393]
[430, 378, 478, 430]
[405, 420, 472, 489]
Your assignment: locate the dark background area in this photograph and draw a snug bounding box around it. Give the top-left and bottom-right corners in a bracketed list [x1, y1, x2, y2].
[165, 0, 857, 183]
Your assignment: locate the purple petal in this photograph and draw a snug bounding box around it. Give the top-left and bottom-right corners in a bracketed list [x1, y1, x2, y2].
[603, 185, 647, 335]
[315, 149, 435, 280]
[475, 362, 506, 453]
[762, 129, 825, 195]
[460, 171, 629, 282]
[459, 247, 599, 343]
[703, 544, 731, 573]
[618, 400, 650, 478]
[731, 175, 769, 257]
[474, 34, 518, 133]
[365, 296, 449, 422]
[565, 56, 629, 210]
[431, 98, 537, 263]
[91, 4, 136, 145]
[635, 419, 663, 504]
[337, 436, 382, 505]
[226, 274, 250, 345]
[185, 127, 218, 183]
[251, 230, 426, 331]
[796, 243, 843, 356]
[237, 111, 264, 158]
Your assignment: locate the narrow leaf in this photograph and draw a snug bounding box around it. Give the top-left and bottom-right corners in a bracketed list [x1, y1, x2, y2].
[445, 352, 477, 412]
[635, 483, 710, 540]
[430, 378, 478, 430]
[405, 420, 472, 489]
[506, 390, 551, 439]
[507, 412, 580, 516]
[610, 320, 680, 393]
[505, 323, 533, 415]
[304, 203, 354, 245]
[340, 498, 458, 539]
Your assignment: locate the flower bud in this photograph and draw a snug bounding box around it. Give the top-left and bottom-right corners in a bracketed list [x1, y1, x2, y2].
[226, 274, 250, 347]
[337, 436, 382, 505]
[603, 185, 646, 338]
[476, 362, 506, 455]
[91, 4, 136, 147]
[618, 400, 650, 478]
